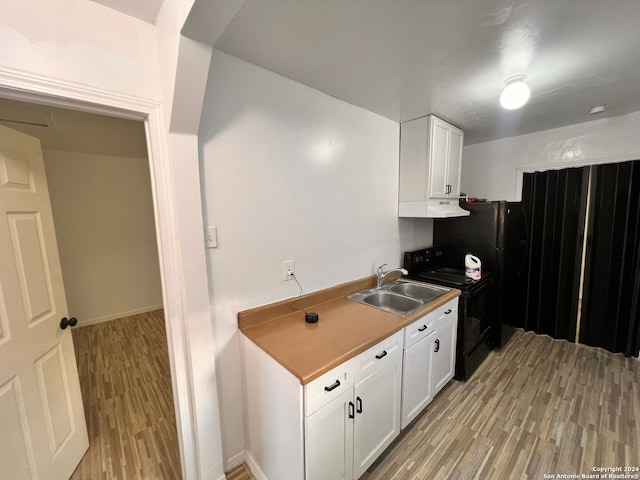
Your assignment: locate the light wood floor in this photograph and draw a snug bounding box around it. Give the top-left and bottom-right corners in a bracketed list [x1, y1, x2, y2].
[362, 329, 640, 479]
[225, 463, 257, 480]
[70, 310, 182, 479]
[224, 330, 640, 480]
[70, 318, 639, 480]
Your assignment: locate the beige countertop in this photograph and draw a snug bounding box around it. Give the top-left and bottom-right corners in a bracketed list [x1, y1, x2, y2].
[238, 275, 461, 385]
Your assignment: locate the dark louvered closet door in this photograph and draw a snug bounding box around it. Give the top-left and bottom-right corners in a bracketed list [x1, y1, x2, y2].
[580, 160, 640, 357]
[521, 167, 588, 341]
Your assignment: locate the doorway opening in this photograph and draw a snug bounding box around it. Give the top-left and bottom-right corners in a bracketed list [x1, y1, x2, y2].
[0, 97, 181, 477]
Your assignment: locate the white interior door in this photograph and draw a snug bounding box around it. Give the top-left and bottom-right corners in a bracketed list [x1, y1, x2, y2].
[0, 124, 88, 479]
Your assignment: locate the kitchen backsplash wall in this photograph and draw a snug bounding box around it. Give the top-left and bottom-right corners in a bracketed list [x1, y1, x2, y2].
[198, 50, 432, 464]
[461, 110, 640, 201]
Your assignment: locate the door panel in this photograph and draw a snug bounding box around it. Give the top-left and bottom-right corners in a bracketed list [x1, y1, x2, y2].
[353, 361, 401, 478]
[431, 316, 456, 395]
[401, 333, 434, 429]
[305, 389, 354, 480]
[35, 344, 75, 456]
[0, 124, 88, 479]
[521, 168, 587, 341]
[0, 151, 34, 191]
[428, 119, 449, 197]
[581, 161, 640, 356]
[0, 376, 38, 479]
[0, 285, 10, 346]
[8, 213, 54, 323]
[447, 127, 463, 196]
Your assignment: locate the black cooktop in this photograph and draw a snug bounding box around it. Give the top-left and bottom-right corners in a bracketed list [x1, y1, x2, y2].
[403, 246, 490, 291]
[416, 268, 476, 288]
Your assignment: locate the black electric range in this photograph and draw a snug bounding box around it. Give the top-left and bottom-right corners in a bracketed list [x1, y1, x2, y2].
[402, 245, 494, 381]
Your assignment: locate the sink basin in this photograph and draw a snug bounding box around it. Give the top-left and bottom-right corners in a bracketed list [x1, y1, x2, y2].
[388, 282, 448, 302]
[362, 292, 421, 312]
[347, 279, 451, 316]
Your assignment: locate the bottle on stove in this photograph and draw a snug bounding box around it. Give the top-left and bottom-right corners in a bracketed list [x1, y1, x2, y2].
[465, 254, 482, 280]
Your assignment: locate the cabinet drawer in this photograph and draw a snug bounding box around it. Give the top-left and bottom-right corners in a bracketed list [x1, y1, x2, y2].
[354, 330, 404, 385]
[404, 310, 437, 349]
[304, 359, 353, 416]
[434, 299, 458, 328]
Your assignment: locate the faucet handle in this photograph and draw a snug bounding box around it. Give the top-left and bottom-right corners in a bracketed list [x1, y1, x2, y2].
[377, 263, 388, 274]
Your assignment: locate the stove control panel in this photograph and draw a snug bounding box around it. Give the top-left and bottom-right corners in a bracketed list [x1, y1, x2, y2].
[402, 245, 448, 274]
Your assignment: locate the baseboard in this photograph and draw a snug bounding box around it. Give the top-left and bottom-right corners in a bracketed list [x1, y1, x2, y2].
[245, 451, 268, 480]
[223, 450, 246, 472]
[76, 304, 164, 327]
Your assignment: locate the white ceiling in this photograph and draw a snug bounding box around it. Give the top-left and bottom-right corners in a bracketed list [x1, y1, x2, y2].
[17, 0, 640, 148]
[213, 0, 640, 145]
[89, 0, 165, 24]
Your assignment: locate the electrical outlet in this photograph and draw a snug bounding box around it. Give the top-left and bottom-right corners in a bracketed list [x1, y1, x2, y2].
[283, 260, 295, 281]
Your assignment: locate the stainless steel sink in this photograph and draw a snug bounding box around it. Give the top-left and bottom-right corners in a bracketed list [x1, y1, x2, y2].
[347, 279, 450, 316]
[362, 292, 421, 312]
[388, 282, 448, 302]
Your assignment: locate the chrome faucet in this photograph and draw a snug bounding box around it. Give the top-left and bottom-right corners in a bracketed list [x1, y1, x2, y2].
[376, 264, 408, 289]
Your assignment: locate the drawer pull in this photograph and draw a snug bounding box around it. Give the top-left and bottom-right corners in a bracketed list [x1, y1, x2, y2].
[375, 350, 388, 360]
[348, 401, 355, 419]
[418, 325, 428, 332]
[444, 309, 452, 314]
[434, 339, 440, 352]
[356, 396, 363, 414]
[324, 380, 341, 392]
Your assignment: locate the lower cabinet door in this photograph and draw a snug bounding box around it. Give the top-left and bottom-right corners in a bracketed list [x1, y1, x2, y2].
[352, 360, 402, 479]
[430, 315, 457, 395]
[401, 331, 435, 429]
[305, 389, 354, 480]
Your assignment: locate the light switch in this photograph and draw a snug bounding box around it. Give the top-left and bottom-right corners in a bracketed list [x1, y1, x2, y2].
[206, 226, 218, 248]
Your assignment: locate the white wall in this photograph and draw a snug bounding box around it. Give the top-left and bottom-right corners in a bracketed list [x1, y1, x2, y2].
[43, 150, 163, 325]
[0, 0, 161, 102]
[0, 3, 227, 477]
[198, 50, 432, 464]
[461, 111, 640, 201]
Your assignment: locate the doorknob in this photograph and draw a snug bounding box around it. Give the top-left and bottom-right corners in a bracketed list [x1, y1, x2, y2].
[60, 317, 78, 330]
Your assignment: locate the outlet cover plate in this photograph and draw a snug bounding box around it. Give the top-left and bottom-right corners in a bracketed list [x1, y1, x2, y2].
[283, 260, 295, 281]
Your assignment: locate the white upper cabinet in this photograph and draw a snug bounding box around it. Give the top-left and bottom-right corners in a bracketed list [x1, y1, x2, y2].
[399, 115, 468, 218]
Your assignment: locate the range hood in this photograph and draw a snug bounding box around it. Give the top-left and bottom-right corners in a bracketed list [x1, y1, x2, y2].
[398, 199, 470, 218]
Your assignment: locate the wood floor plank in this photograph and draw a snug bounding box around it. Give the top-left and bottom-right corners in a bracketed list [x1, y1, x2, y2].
[69, 310, 182, 480]
[363, 330, 640, 480]
[225, 463, 256, 480]
[70, 320, 639, 479]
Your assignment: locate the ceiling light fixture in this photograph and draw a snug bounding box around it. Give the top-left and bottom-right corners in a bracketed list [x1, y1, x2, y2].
[500, 75, 531, 110]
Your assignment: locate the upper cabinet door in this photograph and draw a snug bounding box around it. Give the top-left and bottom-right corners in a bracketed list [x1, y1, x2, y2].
[447, 125, 463, 197]
[428, 118, 450, 198]
[399, 115, 465, 202]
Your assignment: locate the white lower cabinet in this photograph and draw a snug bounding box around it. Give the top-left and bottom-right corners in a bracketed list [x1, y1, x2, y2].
[400, 298, 458, 429]
[305, 331, 403, 480]
[242, 301, 457, 480]
[352, 355, 402, 478]
[305, 389, 354, 480]
[430, 310, 457, 395]
[400, 330, 435, 428]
